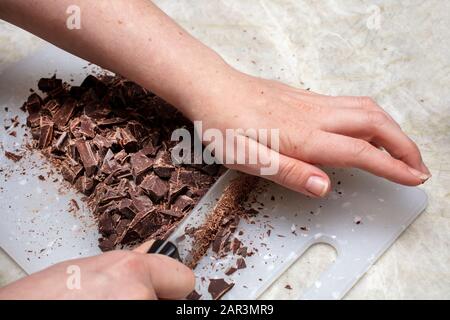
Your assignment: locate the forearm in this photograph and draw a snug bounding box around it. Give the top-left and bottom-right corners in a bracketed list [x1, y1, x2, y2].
[0, 0, 231, 119]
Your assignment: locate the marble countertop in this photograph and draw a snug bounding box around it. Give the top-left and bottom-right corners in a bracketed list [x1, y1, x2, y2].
[0, 0, 449, 299]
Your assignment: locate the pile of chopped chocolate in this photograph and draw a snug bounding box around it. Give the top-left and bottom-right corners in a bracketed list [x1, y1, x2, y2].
[23, 74, 223, 251]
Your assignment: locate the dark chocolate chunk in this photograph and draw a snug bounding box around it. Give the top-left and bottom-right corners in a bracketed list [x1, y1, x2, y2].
[158, 209, 183, 218]
[60, 160, 83, 183]
[99, 213, 114, 235]
[74, 175, 95, 195]
[38, 76, 62, 93]
[53, 98, 76, 128]
[38, 116, 54, 149]
[208, 279, 234, 300]
[140, 175, 168, 202]
[172, 195, 194, 212]
[225, 267, 237, 276]
[75, 140, 98, 177]
[131, 195, 154, 213]
[236, 257, 246, 270]
[186, 290, 202, 300]
[25, 93, 42, 115]
[153, 151, 174, 179]
[130, 151, 153, 183]
[168, 183, 189, 204]
[98, 237, 114, 251]
[43, 99, 60, 116]
[78, 115, 96, 138]
[118, 198, 137, 219]
[117, 127, 138, 152]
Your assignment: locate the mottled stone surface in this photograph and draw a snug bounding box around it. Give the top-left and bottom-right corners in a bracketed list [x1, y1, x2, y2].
[1, 0, 449, 298]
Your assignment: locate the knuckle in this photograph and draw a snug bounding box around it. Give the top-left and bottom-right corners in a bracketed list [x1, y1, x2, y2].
[277, 160, 306, 186]
[367, 110, 389, 127]
[277, 160, 299, 185]
[350, 140, 372, 160]
[119, 253, 144, 272]
[358, 96, 377, 108]
[132, 284, 156, 300]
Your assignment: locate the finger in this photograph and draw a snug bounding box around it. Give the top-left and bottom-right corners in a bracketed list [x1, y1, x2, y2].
[143, 254, 195, 299]
[301, 131, 430, 186]
[226, 137, 331, 197]
[319, 108, 426, 171]
[329, 96, 402, 128]
[133, 240, 156, 254]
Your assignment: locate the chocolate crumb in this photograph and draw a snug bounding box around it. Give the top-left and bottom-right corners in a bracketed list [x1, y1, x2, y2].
[4, 151, 23, 162]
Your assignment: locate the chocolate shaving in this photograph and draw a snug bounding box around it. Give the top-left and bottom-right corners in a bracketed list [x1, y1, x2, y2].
[185, 175, 258, 269]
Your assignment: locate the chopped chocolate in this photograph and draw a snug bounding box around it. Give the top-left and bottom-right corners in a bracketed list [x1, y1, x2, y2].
[117, 127, 138, 152]
[118, 198, 136, 219]
[98, 237, 114, 251]
[23, 74, 222, 251]
[130, 151, 153, 183]
[4, 151, 23, 162]
[236, 257, 246, 270]
[225, 267, 237, 276]
[75, 140, 98, 176]
[38, 76, 62, 93]
[78, 115, 97, 138]
[153, 151, 175, 179]
[53, 98, 77, 128]
[172, 195, 194, 212]
[186, 290, 202, 300]
[140, 175, 168, 202]
[208, 278, 234, 300]
[74, 175, 95, 195]
[38, 116, 54, 148]
[60, 160, 83, 183]
[98, 213, 115, 235]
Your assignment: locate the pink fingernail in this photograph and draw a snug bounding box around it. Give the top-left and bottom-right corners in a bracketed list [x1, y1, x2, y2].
[305, 176, 329, 197]
[408, 167, 431, 181]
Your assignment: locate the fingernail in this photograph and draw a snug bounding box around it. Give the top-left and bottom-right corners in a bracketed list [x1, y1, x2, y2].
[305, 176, 329, 197]
[408, 167, 431, 182]
[421, 162, 431, 175]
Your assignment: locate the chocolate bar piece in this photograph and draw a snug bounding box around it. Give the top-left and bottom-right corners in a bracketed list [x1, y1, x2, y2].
[38, 116, 54, 149]
[140, 175, 168, 202]
[53, 98, 76, 128]
[75, 140, 98, 177]
[130, 151, 153, 183]
[208, 278, 234, 300]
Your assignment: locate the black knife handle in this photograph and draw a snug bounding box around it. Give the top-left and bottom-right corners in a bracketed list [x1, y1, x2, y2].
[147, 239, 181, 262]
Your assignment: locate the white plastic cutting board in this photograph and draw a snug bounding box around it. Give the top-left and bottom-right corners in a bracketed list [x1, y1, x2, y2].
[169, 170, 427, 299]
[0, 43, 427, 299]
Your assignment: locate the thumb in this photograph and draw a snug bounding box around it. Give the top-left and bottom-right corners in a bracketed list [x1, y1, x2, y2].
[133, 240, 195, 299]
[227, 137, 330, 197]
[272, 154, 331, 197]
